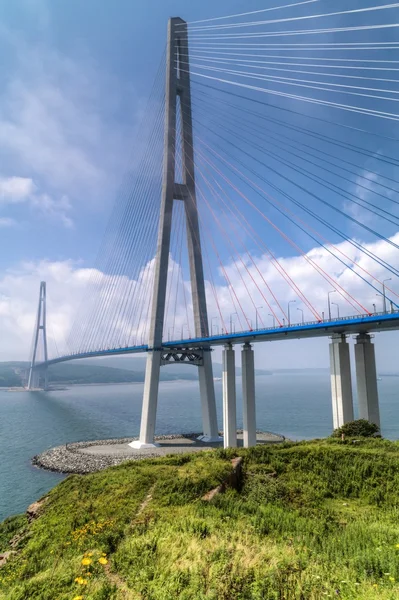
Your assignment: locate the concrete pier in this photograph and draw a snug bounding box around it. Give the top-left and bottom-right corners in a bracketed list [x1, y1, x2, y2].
[355, 333, 380, 429]
[241, 343, 256, 448]
[329, 334, 354, 429]
[222, 344, 237, 448]
[197, 351, 221, 442]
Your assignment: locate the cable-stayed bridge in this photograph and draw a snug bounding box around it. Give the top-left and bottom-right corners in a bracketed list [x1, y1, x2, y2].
[27, 3, 399, 448]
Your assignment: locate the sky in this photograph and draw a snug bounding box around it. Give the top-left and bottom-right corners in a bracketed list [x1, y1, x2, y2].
[1, 0, 399, 372]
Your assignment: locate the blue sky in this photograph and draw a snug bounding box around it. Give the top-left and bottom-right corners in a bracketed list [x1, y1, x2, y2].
[0, 0, 397, 268]
[1, 0, 399, 369]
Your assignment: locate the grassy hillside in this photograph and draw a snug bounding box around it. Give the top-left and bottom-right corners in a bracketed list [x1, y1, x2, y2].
[2, 439, 399, 599]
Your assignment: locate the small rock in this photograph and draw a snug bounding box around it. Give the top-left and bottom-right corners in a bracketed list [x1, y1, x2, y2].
[27, 498, 47, 523]
[0, 551, 16, 568]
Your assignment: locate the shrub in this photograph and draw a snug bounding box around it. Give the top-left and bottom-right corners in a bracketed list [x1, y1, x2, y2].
[331, 419, 380, 438]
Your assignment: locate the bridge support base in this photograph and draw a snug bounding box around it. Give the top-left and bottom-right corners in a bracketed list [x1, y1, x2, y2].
[27, 366, 48, 391]
[355, 334, 380, 429]
[197, 351, 222, 442]
[130, 350, 162, 448]
[222, 344, 237, 448]
[329, 334, 354, 430]
[242, 343, 256, 448]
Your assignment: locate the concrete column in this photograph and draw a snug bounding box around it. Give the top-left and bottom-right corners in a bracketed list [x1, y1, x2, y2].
[355, 333, 380, 429]
[197, 351, 221, 442]
[222, 344, 237, 448]
[329, 334, 354, 429]
[242, 343, 256, 448]
[130, 351, 161, 448]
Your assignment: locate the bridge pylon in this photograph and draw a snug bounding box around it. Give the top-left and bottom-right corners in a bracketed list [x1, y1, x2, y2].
[27, 281, 49, 390]
[131, 17, 220, 448]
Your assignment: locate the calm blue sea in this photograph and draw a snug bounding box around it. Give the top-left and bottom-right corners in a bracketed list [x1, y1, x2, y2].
[1, 372, 399, 522]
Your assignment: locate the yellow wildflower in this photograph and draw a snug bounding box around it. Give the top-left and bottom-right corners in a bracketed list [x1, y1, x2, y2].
[98, 556, 108, 565]
[73, 597, 84, 600]
[75, 576, 88, 585]
[81, 557, 92, 566]
[389, 577, 395, 582]
[396, 544, 399, 549]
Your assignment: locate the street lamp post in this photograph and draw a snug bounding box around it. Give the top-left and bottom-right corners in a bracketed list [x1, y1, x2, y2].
[332, 302, 340, 318]
[382, 278, 392, 313]
[373, 303, 376, 314]
[297, 307, 304, 324]
[230, 312, 238, 334]
[328, 290, 336, 320]
[211, 317, 218, 336]
[288, 300, 296, 325]
[255, 306, 263, 330]
[268, 313, 276, 327]
[376, 293, 383, 312]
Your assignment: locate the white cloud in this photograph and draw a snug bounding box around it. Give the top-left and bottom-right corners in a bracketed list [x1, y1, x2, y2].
[0, 176, 35, 202]
[1, 232, 399, 369]
[0, 26, 138, 214]
[0, 175, 73, 227]
[0, 217, 17, 228]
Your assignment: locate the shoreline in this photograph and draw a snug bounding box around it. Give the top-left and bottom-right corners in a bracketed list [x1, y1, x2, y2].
[32, 431, 286, 475]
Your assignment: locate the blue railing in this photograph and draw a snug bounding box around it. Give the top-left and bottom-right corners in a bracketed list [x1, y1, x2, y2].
[39, 310, 399, 367]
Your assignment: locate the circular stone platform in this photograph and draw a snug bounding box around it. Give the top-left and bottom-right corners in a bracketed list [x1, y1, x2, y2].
[32, 431, 285, 474]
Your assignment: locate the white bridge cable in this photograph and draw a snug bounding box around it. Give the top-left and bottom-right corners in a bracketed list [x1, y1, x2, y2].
[188, 24, 399, 40]
[187, 45, 399, 51]
[185, 62, 399, 102]
[180, 69, 399, 121]
[193, 81, 399, 145]
[192, 88, 399, 190]
[67, 53, 166, 354]
[189, 101, 399, 223]
[177, 0, 321, 26]
[185, 46, 399, 63]
[183, 58, 399, 82]
[186, 3, 399, 32]
[185, 52, 399, 67]
[186, 42, 399, 48]
[70, 90, 165, 354]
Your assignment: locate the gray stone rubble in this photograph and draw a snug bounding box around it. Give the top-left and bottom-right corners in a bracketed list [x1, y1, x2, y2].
[32, 431, 285, 475]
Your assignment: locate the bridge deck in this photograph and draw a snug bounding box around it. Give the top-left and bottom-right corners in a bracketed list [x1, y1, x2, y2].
[41, 311, 399, 367]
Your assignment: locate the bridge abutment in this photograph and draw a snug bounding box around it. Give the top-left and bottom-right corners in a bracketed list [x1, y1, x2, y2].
[242, 343, 256, 448]
[355, 334, 380, 429]
[329, 334, 354, 430]
[223, 344, 237, 448]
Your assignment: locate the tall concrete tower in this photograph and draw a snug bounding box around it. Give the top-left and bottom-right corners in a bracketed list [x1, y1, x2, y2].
[27, 281, 49, 390]
[131, 18, 220, 448]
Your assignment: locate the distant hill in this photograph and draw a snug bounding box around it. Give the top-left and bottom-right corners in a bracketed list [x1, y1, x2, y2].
[0, 361, 199, 387]
[0, 355, 273, 388]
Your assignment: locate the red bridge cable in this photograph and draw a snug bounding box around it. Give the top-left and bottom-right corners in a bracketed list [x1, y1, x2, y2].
[194, 180, 248, 332]
[197, 173, 266, 330]
[174, 143, 228, 335]
[193, 146, 322, 321]
[196, 166, 282, 325]
[198, 138, 371, 315]
[190, 116, 399, 302]
[176, 107, 324, 320]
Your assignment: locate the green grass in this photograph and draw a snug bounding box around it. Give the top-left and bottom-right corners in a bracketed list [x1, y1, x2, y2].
[1, 439, 399, 599]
